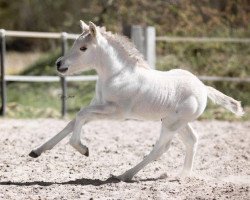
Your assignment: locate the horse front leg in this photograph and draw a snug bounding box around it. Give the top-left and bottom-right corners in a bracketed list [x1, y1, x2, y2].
[29, 119, 75, 158]
[69, 103, 120, 156]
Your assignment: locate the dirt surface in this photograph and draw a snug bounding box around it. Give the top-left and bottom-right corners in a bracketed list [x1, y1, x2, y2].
[0, 119, 249, 200]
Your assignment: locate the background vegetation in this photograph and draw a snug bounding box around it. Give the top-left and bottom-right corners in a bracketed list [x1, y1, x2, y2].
[0, 0, 249, 120]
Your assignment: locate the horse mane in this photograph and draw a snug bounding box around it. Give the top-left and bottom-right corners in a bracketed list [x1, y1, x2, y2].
[99, 28, 150, 69]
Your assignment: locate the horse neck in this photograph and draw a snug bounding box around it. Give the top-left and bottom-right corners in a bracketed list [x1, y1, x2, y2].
[94, 41, 133, 82]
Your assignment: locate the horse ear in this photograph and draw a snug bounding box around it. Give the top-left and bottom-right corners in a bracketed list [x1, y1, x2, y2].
[89, 21, 97, 37]
[80, 20, 88, 32]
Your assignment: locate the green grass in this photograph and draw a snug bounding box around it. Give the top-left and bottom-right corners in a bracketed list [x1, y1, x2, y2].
[6, 81, 96, 119]
[7, 82, 61, 118]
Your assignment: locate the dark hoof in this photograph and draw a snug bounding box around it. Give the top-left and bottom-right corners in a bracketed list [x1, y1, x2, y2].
[29, 151, 40, 158]
[110, 174, 122, 181]
[108, 175, 122, 182]
[84, 148, 89, 157]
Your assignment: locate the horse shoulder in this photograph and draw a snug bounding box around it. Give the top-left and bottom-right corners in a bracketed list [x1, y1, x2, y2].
[91, 80, 104, 105]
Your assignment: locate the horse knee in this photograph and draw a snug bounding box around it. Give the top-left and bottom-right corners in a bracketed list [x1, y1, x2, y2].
[186, 134, 198, 152]
[179, 124, 198, 150]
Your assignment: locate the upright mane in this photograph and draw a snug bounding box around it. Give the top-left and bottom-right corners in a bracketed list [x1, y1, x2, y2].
[99, 28, 150, 69]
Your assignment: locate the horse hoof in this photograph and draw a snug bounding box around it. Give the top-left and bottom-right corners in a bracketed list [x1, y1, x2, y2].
[84, 148, 89, 157]
[110, 174, 122, 182]
[29, 150, 40, 158]
[110, 174, 133, 182]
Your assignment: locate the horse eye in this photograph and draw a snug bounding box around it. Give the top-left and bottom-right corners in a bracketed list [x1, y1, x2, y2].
[80, 46, 87, 51]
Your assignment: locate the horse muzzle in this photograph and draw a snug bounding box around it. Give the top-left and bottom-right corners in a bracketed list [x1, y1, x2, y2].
[56, 58, 69, 73]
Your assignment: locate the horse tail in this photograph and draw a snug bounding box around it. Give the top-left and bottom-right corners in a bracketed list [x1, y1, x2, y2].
[206, 86, 244, 116]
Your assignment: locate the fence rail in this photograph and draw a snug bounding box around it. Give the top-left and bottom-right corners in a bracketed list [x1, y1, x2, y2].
[4, 30, 78, 40]
[156, 36, 250, 43]
[0, 29, 250, 117]
[5, 75, 98, 82]
[3, 30, 250, 43]
[5, 75, 250, 83]
[198, 76, 250, 83]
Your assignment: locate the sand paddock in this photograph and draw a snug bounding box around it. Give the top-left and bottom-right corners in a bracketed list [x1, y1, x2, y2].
[0, 119, 249, 199]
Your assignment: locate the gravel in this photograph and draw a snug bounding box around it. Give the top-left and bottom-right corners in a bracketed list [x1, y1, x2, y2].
[0, 119, 249, 200]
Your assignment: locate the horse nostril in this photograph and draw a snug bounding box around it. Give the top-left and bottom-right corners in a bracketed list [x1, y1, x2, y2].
[56, 59, 68, 73]
[56, 60, 62, 69]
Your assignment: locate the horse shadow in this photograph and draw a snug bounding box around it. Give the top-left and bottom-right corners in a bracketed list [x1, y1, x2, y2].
[0, 177, 121, 187]
[0, 174, 171, 187]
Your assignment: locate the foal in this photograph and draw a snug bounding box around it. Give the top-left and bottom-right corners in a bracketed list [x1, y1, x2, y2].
[29, 21, 244, 182]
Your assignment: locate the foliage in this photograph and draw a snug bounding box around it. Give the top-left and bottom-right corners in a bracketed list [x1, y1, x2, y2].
[1, 0, 249, 119]
[0, 0, 249, 50]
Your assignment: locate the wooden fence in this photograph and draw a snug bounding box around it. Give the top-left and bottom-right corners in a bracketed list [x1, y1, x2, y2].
[0, 27, 250, 117]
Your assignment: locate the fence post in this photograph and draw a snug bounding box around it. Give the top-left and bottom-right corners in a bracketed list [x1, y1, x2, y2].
[129, 25, 156, 69]
[131, 26, 145, 56]
[0, 29, 6, 116]
[144, 26, 156, 69]
[60, 32, 68, 117]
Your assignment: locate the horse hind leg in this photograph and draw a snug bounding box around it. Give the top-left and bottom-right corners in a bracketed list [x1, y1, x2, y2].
[178, 123, 198, 176]
[115, 118, 185, 182]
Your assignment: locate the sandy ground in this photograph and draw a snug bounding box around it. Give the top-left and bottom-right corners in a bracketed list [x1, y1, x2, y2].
[0, 119, 249, 200]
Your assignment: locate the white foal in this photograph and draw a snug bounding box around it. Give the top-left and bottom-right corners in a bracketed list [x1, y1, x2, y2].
[29, 20, 244, 182]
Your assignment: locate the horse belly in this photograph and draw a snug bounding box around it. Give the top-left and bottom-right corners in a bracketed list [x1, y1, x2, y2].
[131, 105, 170, 121]
[130, 91, 172, 120]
